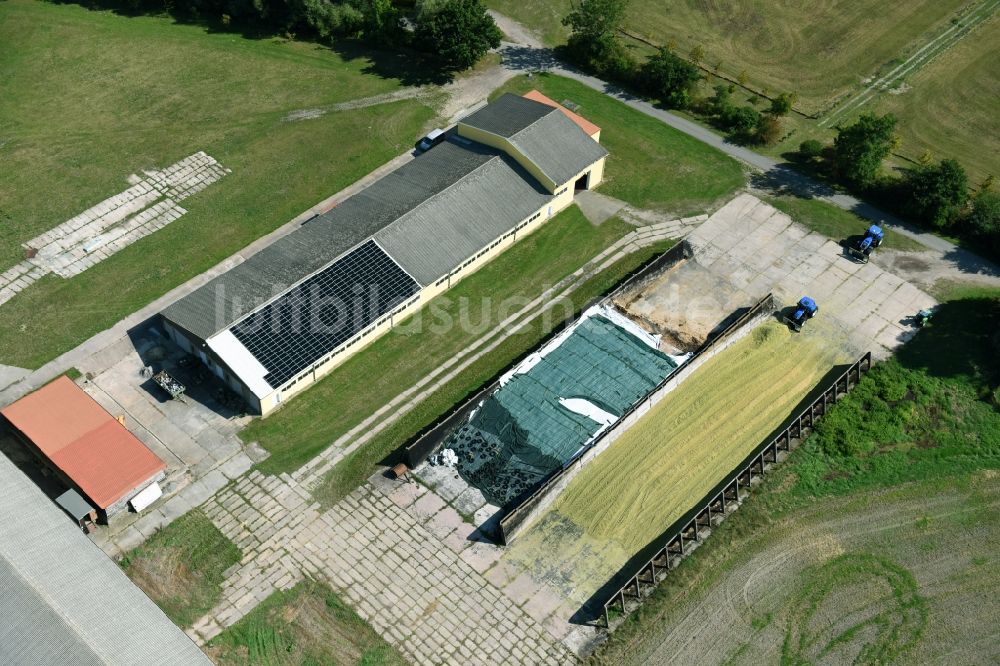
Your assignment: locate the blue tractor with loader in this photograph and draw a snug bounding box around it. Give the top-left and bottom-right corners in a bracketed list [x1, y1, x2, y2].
[786, 296, 818, 332]
[847, 224, 884, 263]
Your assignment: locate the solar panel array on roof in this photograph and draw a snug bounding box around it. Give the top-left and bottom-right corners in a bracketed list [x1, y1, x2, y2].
[230, 240, 419, 388]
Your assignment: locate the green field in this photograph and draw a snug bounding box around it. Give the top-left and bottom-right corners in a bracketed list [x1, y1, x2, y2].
[207, 581, 406, 666]
[591, 293, 1000, 664]
[121, 509, 240, 628]
[0, 0, 438, 368]
[492, 74, 745, 214]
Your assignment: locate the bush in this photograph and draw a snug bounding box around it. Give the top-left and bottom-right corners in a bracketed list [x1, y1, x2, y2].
[799, 139, 824, 159]
[721, 105, 761, 141]
[964, 191, 1000, 255]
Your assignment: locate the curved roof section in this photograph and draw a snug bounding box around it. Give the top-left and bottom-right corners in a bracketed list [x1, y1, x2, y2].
[459, 93, 609, 188]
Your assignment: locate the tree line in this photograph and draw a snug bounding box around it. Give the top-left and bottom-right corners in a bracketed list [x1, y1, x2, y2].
[60, 0, 501, 71]
[561, 0, 998, 258]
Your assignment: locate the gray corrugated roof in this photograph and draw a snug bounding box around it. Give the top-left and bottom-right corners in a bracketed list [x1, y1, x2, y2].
[0, 454, 212, 665]
[163, 141, 538, 340]
[461, 93, 609, 187]
[374, 151, 550, 285]
[459, 93, 555, 137]
[507, 111, 609, 186]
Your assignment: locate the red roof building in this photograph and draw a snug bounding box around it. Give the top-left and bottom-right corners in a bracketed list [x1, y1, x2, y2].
[1, 376, 166, 514]
[522, 90, 602, 140]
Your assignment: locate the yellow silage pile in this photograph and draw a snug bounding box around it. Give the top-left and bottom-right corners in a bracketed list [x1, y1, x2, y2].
[554, 322, 840, 554]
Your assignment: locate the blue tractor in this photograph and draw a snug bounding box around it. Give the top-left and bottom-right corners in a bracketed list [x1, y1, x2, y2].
[847, 224, 884, 263]
[786, 296, 818, 332]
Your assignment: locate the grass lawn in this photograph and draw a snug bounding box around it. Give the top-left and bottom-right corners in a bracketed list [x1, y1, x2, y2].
[314, 236, 675, 506]
[0, 0, 438, 368]
[244, 205, 633, 475]
[121, 509, 240, 628]
[491, 74, 746, 215]
[763, 194, 928, 252]
[206, 580, 406, 666]
[590, 291, 1000, 664]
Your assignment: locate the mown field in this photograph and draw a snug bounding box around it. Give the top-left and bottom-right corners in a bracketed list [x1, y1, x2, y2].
[488, 0, 999, 181]
[489, 0, 965, 111]
[591, 290, 1000, 664]
[0, 0, 438, 368]
[206, 581, 406, 666]
[871, 13, 1000, 182]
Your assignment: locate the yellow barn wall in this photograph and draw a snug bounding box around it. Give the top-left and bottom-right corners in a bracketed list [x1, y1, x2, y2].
[457, 124, 558, 193]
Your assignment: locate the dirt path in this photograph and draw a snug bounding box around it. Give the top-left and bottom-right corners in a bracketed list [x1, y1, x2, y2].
[488, 10, 545, 49]
[610, 477, 1000, 665]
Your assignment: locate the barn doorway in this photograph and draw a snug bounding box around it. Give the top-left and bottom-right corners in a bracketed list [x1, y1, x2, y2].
[574, 171, 591, 191]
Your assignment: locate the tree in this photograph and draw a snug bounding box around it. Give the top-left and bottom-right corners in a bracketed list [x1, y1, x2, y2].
[359, 0, 400, 44]
[833, 113, 897, 188]
[906, 158, 969, 228]
[638, 47, 701, 108]
[689, 45, 705, 64]
[755, 114, 782, 145]
[414, 0, 501, 70]
[562, 0, 630, 67]
[768, 92, 796, 117]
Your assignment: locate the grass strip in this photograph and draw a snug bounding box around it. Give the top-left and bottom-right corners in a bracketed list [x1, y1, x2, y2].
[244, 207, 632, 474]
[764, 194, 927, 252]
[120, 509, 240, 628]
[313, 238, 674, 506]
[206, 580, 406, 666]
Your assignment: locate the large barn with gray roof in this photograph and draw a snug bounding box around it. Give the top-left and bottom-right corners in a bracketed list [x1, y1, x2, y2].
[0, 453, 211, 665]
[160, 92, 608, 415]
